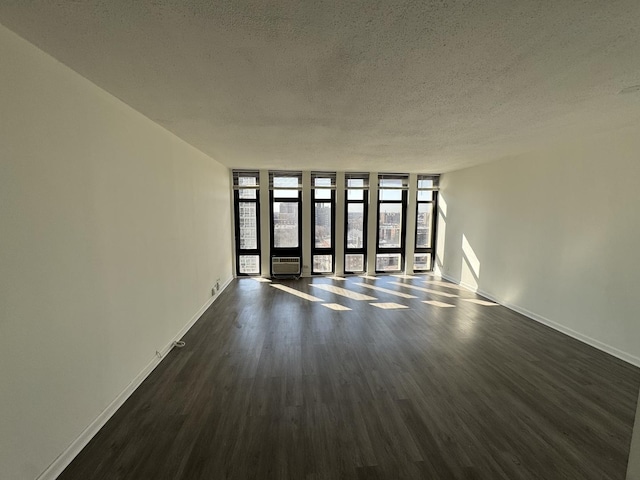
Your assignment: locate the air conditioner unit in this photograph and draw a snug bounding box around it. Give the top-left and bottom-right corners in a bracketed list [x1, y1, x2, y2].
[272, 256, 301, 276]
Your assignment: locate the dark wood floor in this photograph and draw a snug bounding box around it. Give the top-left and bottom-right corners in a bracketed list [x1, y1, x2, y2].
[59, 275, 640, 480]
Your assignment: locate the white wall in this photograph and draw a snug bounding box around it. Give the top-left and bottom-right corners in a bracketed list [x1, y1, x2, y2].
[437, 126, 640, 365]
[0, 24, 233, 480]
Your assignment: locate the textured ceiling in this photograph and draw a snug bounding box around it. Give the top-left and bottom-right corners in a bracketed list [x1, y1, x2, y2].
[2, 1, 640, 173]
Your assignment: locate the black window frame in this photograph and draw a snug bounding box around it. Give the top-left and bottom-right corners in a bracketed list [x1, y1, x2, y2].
[344, 173, 369, 274]
[375, 174, 408, 273]
[269, 172, 303, 274]
[414, 175, 439, 272]
[233, 170, 261, 276]
[310, 172, 336, 274]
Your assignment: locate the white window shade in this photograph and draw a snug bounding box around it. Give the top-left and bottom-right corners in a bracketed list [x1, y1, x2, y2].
[378, 174, 409, 190]
[232, 170, 260, 190]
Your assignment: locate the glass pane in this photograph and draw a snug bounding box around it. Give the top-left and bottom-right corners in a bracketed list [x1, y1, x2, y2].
[414, 253, 431, 271]
[347, 178, 364, 189]
[313, 255, 333, 273]
[238, 202, 258, 250]
[347, 203, 365, 249]
[417, 190, 433, 201]
[416, 203, 433, 248]
[376, 253, 401, 272]
[239, 188, 256, 199]
[273, 202, 299, 248]
[239, 255, 260, 274]
[314, 189, 332, 200]
[347, 189, 364, 201]
[417, 178, 433, 189]
[379, 189, 402, 201]
[315, 202, 332, 248]
[345, 254, 365, 272]
[378, 203, 403, 248]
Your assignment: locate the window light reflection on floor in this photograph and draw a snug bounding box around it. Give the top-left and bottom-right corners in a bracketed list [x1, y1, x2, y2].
[463, 298, 499, 306]
[389, 282, 458, 298]
[310, 284, 377, 301]
[423, 280, 467, 291]
[322, 303, 351, 311]
[356, 283, 417, 299]
[423, 300, 456, 308]
[270, 284, 324, 302]
[370, 302, 409, 309]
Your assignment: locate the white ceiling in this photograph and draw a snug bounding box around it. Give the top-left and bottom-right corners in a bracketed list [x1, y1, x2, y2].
[2, 1, 640, 173]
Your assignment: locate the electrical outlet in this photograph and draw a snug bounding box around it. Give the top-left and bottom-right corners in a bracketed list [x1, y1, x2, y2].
[211, 287, 216, 296]
[215, 281, 220, 291]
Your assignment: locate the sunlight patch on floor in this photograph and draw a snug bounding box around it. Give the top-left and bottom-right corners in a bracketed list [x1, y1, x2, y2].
[370, 302, 409, 309]
[311, 284, 377, 301]
[322, 303, 351, 311]
[356, 283, 417, 299]
[390, 282, 458, 298]
[251, 277, 272, 283]
[271, 284, 324, 302]
[423, 300, 456, 308]
[464, 298, 499, 306]
[423, 280, 468, 291]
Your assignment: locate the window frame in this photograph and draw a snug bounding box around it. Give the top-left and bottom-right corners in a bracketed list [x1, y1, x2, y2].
[311, 172, 336, 274]
[269, 172, 303, 274]
[375, 174, 408, 273]
[344, 173, 369, 274]
[414, 175, 439, 272]
[233, 171, 261, 276]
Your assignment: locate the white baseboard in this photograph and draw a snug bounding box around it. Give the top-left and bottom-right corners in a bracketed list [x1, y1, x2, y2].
[36, 276, 234, 480]
[440, 273, 640, 368]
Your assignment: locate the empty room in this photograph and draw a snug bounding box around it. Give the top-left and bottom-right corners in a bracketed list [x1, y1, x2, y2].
[1, 1, 640, 479]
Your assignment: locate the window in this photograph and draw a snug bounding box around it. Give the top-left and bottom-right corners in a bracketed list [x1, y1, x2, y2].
[376, 174, 408, 272]
[311, 172, 336, 273]
[344, 173, 369, 273]
[233, 171, 261, 275]
[414, 175, 439, 271]
[269, 172, 302, 273]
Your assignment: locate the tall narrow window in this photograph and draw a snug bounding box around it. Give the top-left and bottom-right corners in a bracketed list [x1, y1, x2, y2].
[311, 172, 336, 274]
[414, 175, 439, 271]
[233, 171, 261, 275]
[269, 171, 302, 274]
[376, 174, 408, 272]
[344, 173, 369, 273]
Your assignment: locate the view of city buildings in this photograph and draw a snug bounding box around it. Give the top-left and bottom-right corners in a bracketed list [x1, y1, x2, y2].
[273, 201, 299, 248]
[378, 205, 402, 248]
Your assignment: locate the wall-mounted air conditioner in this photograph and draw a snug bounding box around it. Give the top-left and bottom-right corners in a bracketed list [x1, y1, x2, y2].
[271, 256, 301, 276]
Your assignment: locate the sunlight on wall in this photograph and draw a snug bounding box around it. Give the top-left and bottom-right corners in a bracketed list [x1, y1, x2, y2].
[461, 234, 480, 290]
